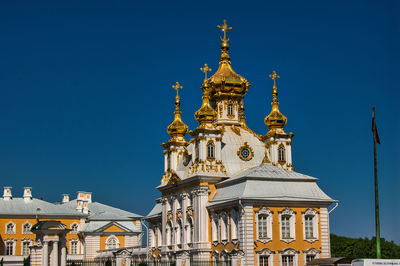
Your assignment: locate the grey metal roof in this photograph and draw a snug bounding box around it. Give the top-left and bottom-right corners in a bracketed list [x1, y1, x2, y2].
[62, 200, 142, 221]
[145, 202, 162, 219]
[209, 163, 334, 206]
[0, 198, 86, 217]
[80, 221, 140, 233]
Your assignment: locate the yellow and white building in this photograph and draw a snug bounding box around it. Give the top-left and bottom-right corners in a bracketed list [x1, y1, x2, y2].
[0, 187, 142, 264]
[145, 20, 336, 266]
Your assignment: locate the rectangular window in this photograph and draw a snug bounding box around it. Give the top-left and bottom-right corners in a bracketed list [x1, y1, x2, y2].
[22, 242, 30, 256]
[259, 255, 269, 266]
[281, 216, 291, 239]
[282, 255, 294, 266]
[258, 215, 268, 239]
[305, 216, 313, 238]
[70, 242, 78, 255]
[306, 254, 316, 264]
[6, 242, 13, 255]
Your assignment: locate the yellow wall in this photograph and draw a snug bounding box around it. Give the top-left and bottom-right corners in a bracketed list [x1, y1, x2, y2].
[253, 206, 322, 266]
[0, 217, 80, 256]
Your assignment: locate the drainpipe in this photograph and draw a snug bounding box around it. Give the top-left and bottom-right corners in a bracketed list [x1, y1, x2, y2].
[328, 201, 339, 214]
[141, 219, 149, 261]
[239, 199, 247, 266]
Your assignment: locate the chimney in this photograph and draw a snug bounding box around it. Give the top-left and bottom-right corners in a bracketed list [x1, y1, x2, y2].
[76, 200, 83, 212]
[3, 187, 12, 200]
[83, 202, 89, 214]
[85, 192, 92, 203]
[76, 191, 84, 212]
[23, 187, 32, 202]
[62, 194, 69, 203]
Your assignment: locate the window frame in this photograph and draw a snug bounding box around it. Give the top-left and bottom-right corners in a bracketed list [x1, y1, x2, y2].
[279, 248, 299, 266]
[256, 248, 274, 266]
[105, 235, 119, 250]
[302, 208, 319, 243]
[21, 240, 31, 256]
[279, 208, 296, 243]
[278, 145, 286, 163]
[70, 222, 79, 234]
[22, 222, 32, 234]
[303, 248, 320, 264]
[70, 240, 79, 254]
[5, 222, 15, 234]
[5, 240, 15, 255]
[255, 207, 273, 242]
[207, 141, 215, 160]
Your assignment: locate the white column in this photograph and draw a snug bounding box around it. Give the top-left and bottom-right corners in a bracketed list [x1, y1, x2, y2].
[60, 240, 67, 266]
[53, 241, 59, 266]
[239, 204, 254, 265]
[320, 207, 331, 258]
[193, 186, 209, 255]
[42, 241, 49, 266]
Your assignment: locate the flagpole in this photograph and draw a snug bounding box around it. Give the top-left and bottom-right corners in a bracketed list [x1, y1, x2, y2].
[373, 107, 381, 259]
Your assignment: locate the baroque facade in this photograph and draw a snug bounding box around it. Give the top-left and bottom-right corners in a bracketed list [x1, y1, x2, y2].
[0, 187, 142, 264]
[145, 20, 336, 266]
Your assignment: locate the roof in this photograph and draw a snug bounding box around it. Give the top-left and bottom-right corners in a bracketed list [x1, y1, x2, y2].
[209, 163, 334, 206]
[62, 200, 142, 221]
[31, 220, 68, 231]
[145, 202, 162, 219]
[80, 221, 140, 233]
[0, 198, 86, 217]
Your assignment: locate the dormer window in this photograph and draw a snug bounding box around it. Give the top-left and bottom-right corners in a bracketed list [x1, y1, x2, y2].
[207, 141, 215, 159]
[278, 145, 285, 162]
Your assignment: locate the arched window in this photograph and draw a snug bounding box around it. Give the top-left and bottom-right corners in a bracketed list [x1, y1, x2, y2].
[6, 222, 15, 234]
[230, 209, 238, 241]
[278, 146, 285, 162]
[211, 214, 219, 242]
[5, 240, 14, 255]
[177, 220, 184, 246]
[305, 216, 313, 239]
[22, 222, 31, 234]
[166, 221, 172, 246]
[70, 241, 79, 254]
[207, 141, 215, 159]
[256, 207, 273, 241]
[303, 208, 319, 242]
[22, 241, 30, 256]
[227, 104, 233, 116]
[220, 213, 228, 241]
[71, 223, 78, 233]
[106, 236, 119, 250]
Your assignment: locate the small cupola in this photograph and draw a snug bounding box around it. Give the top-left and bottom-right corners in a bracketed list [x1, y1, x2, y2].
[166, 82, 188, 143]
[195, 66, 217, 127]
[23, 187, 32, 202]
[3, 187, 12, 200]
[264, 70, 287, 133]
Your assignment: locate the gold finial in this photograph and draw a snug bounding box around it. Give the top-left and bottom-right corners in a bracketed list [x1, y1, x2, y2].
[264, 70, 287, 131]
[200, 64, 212, 80]
[217, 19, 232, 43]
[269, 70, 280, 88]
[172, 81, 183, 97]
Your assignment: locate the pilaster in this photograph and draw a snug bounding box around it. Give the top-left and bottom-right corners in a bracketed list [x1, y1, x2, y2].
[239, 204, 254, 265]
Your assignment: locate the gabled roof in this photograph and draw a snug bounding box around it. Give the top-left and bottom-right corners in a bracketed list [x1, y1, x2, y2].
[62, 200, 142, 221]
[209, 163, 335, 206]
[0, 198, 86, 217]
[80, 221, 140, 233]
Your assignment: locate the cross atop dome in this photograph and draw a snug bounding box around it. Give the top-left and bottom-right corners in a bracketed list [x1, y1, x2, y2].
[217, 19, 232, 43]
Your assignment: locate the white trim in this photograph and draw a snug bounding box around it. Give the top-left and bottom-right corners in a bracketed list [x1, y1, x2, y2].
[303, 248, 321, 264]
[220, 212, 229, 243]
[105, 235, 119, 250]
[302, 208, 319, 243]
[255, 207, 273, 243]
[70, 222, 79, 233]
[69, 239, 80, 255]
[4, 239, 16, 255]
[5, 221, 16, 234]
[256, 248, 274, 266]
[279, 248, 299, 266]
[22, 221, 32, 234]
[279, 208, 296, 243]
[21, 239, 32, 256]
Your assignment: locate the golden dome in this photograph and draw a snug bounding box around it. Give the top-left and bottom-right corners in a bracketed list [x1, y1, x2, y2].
[206, 20, 250, 98]
[264, 70, 287, 131]
[195, 86, 217, 125]
[167, 82, 188, 140]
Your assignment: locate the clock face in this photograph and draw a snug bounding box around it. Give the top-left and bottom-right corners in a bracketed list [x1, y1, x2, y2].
[240, 147, 251, 159]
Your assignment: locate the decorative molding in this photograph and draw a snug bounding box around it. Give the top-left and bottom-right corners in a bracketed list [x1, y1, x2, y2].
[237, 142, 254, 161]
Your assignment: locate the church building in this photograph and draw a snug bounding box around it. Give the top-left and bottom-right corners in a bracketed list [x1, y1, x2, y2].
[145, 20, 336, 266]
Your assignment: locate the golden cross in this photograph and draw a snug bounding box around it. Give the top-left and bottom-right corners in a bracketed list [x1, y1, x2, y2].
[217, 19, 232, 42]
[200, 64, 212, 80]
[269, 70, 280, 87]
[172, 81, 183, 96]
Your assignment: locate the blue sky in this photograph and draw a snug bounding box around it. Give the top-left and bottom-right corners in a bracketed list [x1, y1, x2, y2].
[0, 1, 399, 243]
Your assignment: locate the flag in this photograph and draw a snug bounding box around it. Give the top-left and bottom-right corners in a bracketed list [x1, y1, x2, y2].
[372, 107, 381, 144]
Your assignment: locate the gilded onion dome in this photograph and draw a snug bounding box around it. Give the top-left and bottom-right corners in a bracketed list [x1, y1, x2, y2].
[264, 70, 287, 131]
[167, 82, 188, 141]
[205, 20, 250, 98]
[195, 64, 217, 125]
